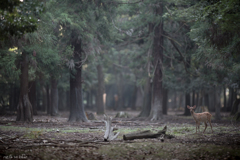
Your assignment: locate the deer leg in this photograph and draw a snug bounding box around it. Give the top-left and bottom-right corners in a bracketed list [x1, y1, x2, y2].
[196, 122, 197, 133]
[196, 122, 200, 133]
[203, 122, 207, 133]
[209, 120, 213, 133]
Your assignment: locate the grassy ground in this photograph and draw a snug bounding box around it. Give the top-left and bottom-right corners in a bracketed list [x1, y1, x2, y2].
[0, 110, 240, 160]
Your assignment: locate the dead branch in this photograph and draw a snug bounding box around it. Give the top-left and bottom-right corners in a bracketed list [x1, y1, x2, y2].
[103, 115, 120, 141]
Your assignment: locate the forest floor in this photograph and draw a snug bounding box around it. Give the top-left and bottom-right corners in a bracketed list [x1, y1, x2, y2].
[0, 109, 240, 160]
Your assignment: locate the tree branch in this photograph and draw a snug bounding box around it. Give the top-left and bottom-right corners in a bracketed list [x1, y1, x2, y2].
[162, 32, 190, 73]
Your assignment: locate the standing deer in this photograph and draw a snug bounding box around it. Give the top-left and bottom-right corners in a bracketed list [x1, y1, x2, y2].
[187, 105, 213, 133]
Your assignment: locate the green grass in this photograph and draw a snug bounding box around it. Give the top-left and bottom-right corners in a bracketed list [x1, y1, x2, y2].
[0, 125, 92, 139]
[0, 125, 48, 132]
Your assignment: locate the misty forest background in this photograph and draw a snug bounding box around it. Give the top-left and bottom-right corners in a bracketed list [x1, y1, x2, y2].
[1, 0, 240, 122]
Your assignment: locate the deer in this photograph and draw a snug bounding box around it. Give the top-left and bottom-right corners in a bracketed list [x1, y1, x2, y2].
[187, 105, 213, 134]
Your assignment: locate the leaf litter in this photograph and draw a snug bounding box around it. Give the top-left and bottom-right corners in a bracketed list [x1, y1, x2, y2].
[0, 110, 240, 160]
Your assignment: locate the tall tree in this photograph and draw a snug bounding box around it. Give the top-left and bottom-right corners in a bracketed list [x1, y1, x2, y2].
[0, 0, 42, 40]
[149, 3, 164, 121]
[96, 63, 105, 114]
[0, 0, 44, 122]
[69, 37, 88, 122]
[16, 51, 33, 121]
[29, 80, 37, 115]
[51, 79, 58, 116]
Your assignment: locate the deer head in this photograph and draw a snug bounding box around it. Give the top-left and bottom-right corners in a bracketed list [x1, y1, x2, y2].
[187, 105, 196, 114]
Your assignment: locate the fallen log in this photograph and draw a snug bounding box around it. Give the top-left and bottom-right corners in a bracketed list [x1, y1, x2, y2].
[123, 126, 174, 141]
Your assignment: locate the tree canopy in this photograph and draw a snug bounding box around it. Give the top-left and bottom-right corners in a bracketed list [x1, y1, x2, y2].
[1, 0, 240, 121]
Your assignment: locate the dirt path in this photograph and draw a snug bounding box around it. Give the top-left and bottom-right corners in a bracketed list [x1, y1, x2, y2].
[0, 110, 240, 159]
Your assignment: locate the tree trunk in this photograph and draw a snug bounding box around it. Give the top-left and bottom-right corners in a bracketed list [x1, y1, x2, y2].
[139, 77, 152, 117]
[223, 87, 227, 111]
[184, 93, 191, 116]
[149, 3, 164, 121]
[86, 90, 93, 109]
[235, 103, 240, 121]
[46, 84, 51, 115]
[58, 88, 66, 111]
[86, 91, 90, 109]
[68, 38, 88, 122]
[16, 51, 33, 122]
[117, 72, 123, 110]
[196, 92, 199, 107]
[209, 90, 215, 112]
[96, 64, 105, 115]
[130, 84, 138, 110]
[9, 83, 19, 112]
[215, 87, 221, 120]
[9, 84, 14, 112]
[199, 91, 203, 107]
[232, 99, 240, 120]
[229, 88, 237, 113]
[172, 92, 177, 110]
[39, 81, 47, 112]
[139, 21, 153, 117]
[29, 81, 37, 115]
[231, 99, 240, 115]
[204, 92, 209, 107]
[51, 79, 58, 116]
[162, 88, 168, 115]
[66, 90, 70, 110]
[192, 91, 195, 106]
[178, 93, 183, 109]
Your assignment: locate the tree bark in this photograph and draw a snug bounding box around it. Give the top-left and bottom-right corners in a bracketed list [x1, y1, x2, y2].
[96, 64, 105, 115]
[51, 79, 58, 116]
[103, 115, 119, 141]
[29, 81, 37, 115]
[229, 88, 237, 114]
[233, 99, 240, 120]
[162, 88, 168, 115]
[68, 38, 88, 122]
[9, 84, 14, 112]
[139, 77, 152, 117]
[172, 92, 177, 110]
[184, 93, 191, 116]
[58, 88, 66, 111]
[192, 91, 195, 106]
[16, 51, 33, 122]
[215, 87, 221, 120]
[178, 93, 183, 109]
[66, 90, 70, 110]
[9, 83, 19, 112]
[39, 81, 47, 112]
[86, 90, 93, 109]
[204, 92, 209, 107]
[231, 99, 240, 115]
[223, 87, 227, 111]
[199, 91, 203, 107]
[130, 84, 138, 110]
[46, 84, 51, 115]
[149, 3, 164, 121]
[196, 92, 199, 107]
[123, 126, 168, 141]
[117, 72, 123, 110]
